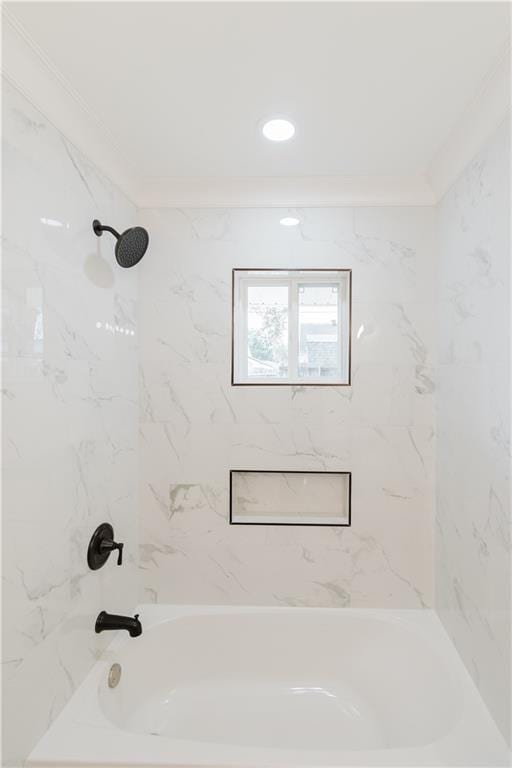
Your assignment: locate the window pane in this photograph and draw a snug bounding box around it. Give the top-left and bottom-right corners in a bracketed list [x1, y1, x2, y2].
[247, 285, 289, 377]
[298, 284, 340, 379]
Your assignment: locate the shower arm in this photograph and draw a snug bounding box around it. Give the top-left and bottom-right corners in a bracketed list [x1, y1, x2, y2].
[93, 220, 120, 240]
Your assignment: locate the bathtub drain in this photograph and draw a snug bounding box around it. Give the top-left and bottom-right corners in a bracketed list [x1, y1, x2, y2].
[108, 663, 122, 688]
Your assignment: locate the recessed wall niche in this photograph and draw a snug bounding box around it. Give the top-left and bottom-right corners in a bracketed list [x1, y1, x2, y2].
[232, 269, 352, 386]
[230, 470, 351, 526]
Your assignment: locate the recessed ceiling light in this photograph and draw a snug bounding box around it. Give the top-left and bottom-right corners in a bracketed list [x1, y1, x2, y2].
[262, 118, 295, 142]
[280, 217, 300, 226]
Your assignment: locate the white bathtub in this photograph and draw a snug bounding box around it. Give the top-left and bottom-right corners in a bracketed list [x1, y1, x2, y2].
[27, 605, 509, 767]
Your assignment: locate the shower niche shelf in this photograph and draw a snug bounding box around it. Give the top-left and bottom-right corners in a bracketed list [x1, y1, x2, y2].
[229, 470, 351, 526]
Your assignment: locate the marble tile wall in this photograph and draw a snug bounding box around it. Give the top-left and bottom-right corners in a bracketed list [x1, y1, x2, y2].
[436, 118, 511, 744]
[137, 205, 437, 608]
[2, 81, 139, 766]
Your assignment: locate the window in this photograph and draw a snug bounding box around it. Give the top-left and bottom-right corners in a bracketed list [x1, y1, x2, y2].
[232, 269, 351, 385]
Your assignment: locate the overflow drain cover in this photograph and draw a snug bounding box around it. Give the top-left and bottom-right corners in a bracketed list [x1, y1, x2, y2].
[108, 663, 122, 689]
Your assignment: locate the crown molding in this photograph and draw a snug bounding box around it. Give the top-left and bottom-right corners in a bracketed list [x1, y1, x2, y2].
[427, 43, 511, 201]
[1, 8, 140, 206]
[136, 174, 437, 208]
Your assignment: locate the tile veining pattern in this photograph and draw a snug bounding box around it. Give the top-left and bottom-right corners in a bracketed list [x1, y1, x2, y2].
[436, 119, 511, 745]
[2, 81, 139, 766]
[138, 206, 437, 608]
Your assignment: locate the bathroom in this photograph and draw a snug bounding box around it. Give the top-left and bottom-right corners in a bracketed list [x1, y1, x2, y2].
[1, 1, 510, 766]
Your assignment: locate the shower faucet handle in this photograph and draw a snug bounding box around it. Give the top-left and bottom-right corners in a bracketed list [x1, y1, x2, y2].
[87, 523, 124, 570]
[101, 538, 124, 566]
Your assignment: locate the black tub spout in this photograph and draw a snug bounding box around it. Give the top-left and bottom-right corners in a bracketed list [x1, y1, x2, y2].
[95, 611, 142, 638]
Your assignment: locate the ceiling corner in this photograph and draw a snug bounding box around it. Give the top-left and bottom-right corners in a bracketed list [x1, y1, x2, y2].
[426, 43, 511, 202]
[2, 8, 141, 206]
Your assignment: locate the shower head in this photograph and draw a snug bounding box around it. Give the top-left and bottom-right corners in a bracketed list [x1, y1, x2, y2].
[93, 219, 149, 268]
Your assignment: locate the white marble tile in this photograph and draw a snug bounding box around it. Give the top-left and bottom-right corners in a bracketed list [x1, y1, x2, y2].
[138, 205, 437, 611]
[139, 476, 432, 609]
[436, 118, 511, 746]
[2, 80, 139, 767]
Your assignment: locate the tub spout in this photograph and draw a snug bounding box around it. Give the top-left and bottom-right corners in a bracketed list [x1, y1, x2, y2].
[95, 610, 142, 638]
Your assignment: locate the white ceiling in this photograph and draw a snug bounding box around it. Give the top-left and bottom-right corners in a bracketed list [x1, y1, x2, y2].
[6, 1, 511, 181]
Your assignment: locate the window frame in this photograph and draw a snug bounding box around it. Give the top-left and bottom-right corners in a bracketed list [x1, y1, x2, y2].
[231, 268, 352, 386]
